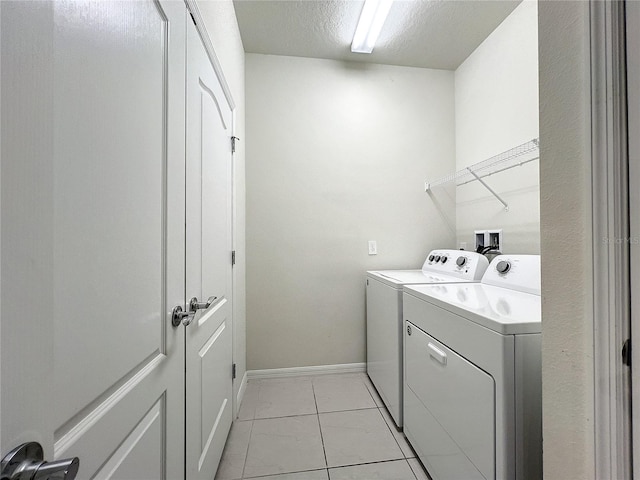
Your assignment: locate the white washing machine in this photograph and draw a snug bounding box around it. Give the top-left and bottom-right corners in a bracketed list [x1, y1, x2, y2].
[403, 255, 542, 480]
[366, 249, 489, 428]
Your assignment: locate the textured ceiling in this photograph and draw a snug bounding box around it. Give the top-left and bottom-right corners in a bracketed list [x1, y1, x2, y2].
[233, 0, 521, 70]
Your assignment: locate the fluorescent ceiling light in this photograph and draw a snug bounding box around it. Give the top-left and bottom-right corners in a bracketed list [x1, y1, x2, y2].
[351, 0, 393, 54]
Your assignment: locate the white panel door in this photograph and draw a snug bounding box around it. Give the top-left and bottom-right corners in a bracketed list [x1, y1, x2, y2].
[1, 1, 186, 478]
[185, 17, 234, 480]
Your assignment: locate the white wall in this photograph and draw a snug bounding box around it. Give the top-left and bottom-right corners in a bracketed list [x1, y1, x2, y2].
[538, 1, 595, 478]
[197, 0, 247, 409]
[245, 54, 456, 369]
[455, 0, 539, 254]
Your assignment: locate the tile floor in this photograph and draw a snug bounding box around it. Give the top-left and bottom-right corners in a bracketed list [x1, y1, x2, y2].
[214, 373, 431, 480]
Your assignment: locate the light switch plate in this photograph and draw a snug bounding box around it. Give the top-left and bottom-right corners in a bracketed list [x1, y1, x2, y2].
[368, 240, 377, 255]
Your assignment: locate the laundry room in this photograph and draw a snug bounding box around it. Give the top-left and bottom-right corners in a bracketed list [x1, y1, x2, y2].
[0, 0, 615, 479]
[233, 1, 542, 478]
[243, 0, 538, 371]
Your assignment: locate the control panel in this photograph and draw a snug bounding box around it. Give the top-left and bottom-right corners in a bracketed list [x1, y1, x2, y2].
[481, 255, 541, 295]
[421, 249, 489, 281]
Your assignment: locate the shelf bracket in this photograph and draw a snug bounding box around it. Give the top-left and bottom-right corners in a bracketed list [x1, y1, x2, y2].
[467, 168, 509, 211]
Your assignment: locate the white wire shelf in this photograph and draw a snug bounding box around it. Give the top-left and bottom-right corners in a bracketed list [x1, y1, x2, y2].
[424, 138, 540, 211]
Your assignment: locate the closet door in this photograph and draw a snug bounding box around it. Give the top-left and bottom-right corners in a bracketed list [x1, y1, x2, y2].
[1, 1, 186, 478]
[185, 16, 234, 480]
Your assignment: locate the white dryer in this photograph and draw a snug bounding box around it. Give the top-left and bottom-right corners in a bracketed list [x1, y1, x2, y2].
[366, 249, 489, 428]
[403, 255, 541, 480]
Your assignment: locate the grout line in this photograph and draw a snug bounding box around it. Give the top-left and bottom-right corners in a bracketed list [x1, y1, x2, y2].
[242, 467, 329, 479]
[239, 384, 260, 480]
[362, 375, 385, 408]
[375, 407, 408, 458]
[239, 419, 254, 480]
[328, 457, 414, 471]
[250, 407, 379, 422]
[253, 410, 319, 420]
[251, 412, 320, 421]
[311, 382, 329, 469]
[378, 407, 418, 459]
[316, 406, 378, 415]
[407, 457, 431, 480]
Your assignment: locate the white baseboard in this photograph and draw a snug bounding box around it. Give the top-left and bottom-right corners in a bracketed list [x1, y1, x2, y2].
[246, 362, 366, 380]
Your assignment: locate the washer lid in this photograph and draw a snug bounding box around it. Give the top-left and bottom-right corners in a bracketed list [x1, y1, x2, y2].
[404, 283, 541, 335]
[367, 269, 478, 287]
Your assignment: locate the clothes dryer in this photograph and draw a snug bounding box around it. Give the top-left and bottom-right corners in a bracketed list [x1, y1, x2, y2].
[366, 249, 489, 427]
[403, 255, 541, 480]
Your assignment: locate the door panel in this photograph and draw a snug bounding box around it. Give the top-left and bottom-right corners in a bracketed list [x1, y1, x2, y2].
[53, 0, 167, 431]
[1, 1, 186, 478]
[93, 399, 164, 480]
[186, 18, 234, 480]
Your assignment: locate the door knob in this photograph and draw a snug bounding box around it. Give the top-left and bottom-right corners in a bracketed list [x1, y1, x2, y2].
[1, 442, 79, 480]
[189, 296, 217, 312]
[171, 305, 195, 327]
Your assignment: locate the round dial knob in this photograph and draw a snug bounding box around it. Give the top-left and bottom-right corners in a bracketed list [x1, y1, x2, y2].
[456, 256, 467, 267]
[441, 256, 448, 264]
[434, 255, 441, 262]
[496, 260, 511, 274]
[428, 255, 435, 262]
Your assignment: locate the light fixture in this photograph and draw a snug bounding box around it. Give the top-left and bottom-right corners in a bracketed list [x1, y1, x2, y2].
[351, 0, 393, 54]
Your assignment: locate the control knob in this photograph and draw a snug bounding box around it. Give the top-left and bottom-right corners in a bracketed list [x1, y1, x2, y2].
[441, 256, 448, 264]
[428, 255, 435, 262]
[434, 255, 441, 262]
[456, 256, 467, 267]
[496, 260, 511, 274]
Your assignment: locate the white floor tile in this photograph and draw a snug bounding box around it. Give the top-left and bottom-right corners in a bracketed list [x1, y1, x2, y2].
[379, 407, 416, 458]
[407, 458, 432, 480]
[329, 460, 418, 480]
[255, 378, 317, 419]
[214, 420, 252, 480]
[243, 415, 326, 478]
[313, 374, 377, 413]
[319, 409, 403, 467]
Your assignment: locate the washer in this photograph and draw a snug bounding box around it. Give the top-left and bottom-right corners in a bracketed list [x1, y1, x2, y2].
[403, 255, 541, 480]
[366, 249, 489, 428]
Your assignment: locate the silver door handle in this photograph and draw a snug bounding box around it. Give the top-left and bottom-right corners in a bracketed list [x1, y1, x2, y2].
[189, 296, 217, 312]
[172, 305, 195, 327]
[1, 442, 79, 480]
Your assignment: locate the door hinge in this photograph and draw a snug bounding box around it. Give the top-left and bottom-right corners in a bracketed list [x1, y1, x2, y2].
[232, 363, 237, 380]
[232, 250, 236, 266]
[622, 339, 631, 367]
[231, 136, 240, 154]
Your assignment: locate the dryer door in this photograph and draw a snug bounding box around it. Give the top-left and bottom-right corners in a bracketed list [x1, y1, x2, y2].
[405, 322, 495, 480]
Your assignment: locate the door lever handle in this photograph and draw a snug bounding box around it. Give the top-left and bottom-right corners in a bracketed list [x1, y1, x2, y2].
[189, 296, 217, 312]
[33, 458, 79, 480]
[1, 442, 79, 480]
[172, 305, 195, 327]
